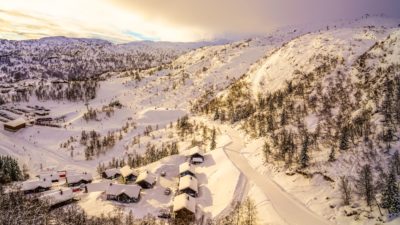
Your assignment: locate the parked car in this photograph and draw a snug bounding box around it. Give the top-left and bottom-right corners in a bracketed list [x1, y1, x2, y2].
[157, 209, 171, 219]
[164, 188, 171, 195]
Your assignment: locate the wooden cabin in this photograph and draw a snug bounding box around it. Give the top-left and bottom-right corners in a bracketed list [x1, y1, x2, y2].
[173, 193, 196, 220]
[102, 168, 121, 179]
[40, 188, 74, 209]
[21, 178, 52, 194]
[135, 171, 156, 189]
[38, 171, 59, 182]
[106, 184, 141, 203]
[179, 162, 196, 177]
[65, 173, 93, 187]
[119, 165, 137, 183]
[178, 175, 198, 197]
[183, 146, 205, 164]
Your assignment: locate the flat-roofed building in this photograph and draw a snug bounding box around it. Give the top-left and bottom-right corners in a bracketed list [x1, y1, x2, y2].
[4, 118, 26, 132]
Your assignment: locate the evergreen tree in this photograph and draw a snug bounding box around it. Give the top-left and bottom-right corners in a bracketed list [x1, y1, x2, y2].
[381, 166, 400, 215]
[339, 126, 350, 151]
[0, 155, 23, 184]
[299, 134, 310, 168]
[210, 128, 217, 150]
[392, 150, 400, 175]
[339, 176, 352, 205]
[355, 164, 375, 206]
[263, 141, 271, 162]
[328, 147, 336, 162]
[214, 109, 220, 120]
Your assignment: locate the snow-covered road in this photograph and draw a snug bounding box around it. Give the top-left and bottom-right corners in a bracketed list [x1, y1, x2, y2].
[222, 125, 333, 225]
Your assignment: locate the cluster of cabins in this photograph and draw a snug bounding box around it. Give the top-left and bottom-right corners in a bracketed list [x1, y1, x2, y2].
[102, 165, 157, 188]
[91, 165, 158, 203]
[171, 147, 204, 219]
[97, 147, 205, 219]
[20, 170, 94, 208]
[18, 146, 206, 219]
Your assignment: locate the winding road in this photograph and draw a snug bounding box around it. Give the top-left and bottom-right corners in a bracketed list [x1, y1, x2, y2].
[222, 125, 333, 225]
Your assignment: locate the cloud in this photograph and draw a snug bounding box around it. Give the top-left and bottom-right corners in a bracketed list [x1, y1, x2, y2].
[0, 0, 399, 42]
[113, 0, 400, 34]
[0, 0, 204, 42]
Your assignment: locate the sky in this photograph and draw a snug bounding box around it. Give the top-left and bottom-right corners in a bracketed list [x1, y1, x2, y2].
[0, 0, 399, 43]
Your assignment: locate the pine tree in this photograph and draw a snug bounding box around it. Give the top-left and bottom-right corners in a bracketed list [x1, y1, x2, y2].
[392, 150, 400, 175]
[328, 147, 336, 162]
[263, 141, 271, 162]
[355, 164, 375, 206]
[339, 176, 352, 205]
[0, 156, 23, 184]
[214, 109, 220, 120]
[339, 126, 350, 151]
[381, 166, 400, 214]
[210, 128, 217, 150]
[299, 134, 310, 168]
[242, 198, 258, 225]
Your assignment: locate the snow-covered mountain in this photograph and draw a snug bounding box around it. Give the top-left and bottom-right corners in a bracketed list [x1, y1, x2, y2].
[0, 36, 216, 81]
[195, 16, 400, 224]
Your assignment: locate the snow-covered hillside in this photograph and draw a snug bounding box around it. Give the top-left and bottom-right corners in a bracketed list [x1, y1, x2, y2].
[195, 16, 400, 225]
[0, 36, 214, 81]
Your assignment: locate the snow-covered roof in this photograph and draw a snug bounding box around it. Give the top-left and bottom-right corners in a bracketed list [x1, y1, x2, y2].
[119, 165, 137, 178]
[40, 189, 73, 206]
[135, 171, 156, 185]
[86, 181, 112, 193]
[21, 178, 52, 191]
[106, 184, 141, 198]
[104, 168, 121, 178]
[182, 146, 204, 157]
[66, 173, 92, 184]
[173, 193, 196, 214]
[179, 162, 195, 174]
[178, 175, 198, 193]
[38, 171, 59, 181]
[5, 118, 26, 127]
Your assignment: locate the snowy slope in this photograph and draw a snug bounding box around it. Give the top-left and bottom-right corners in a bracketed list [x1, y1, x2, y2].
[248, 20, 399, 95]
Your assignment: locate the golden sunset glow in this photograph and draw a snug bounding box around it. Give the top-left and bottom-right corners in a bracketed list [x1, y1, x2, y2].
[0, 0, 399, 42]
